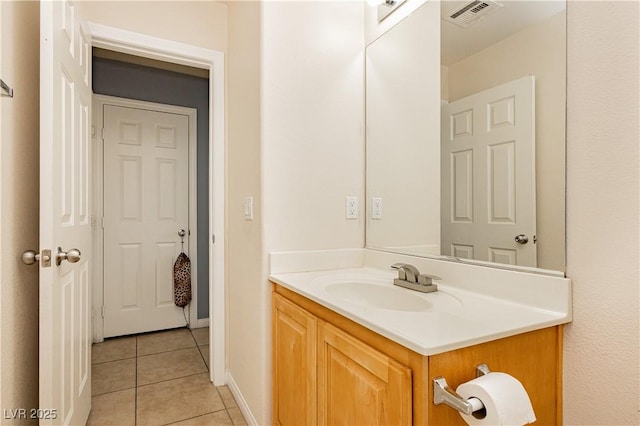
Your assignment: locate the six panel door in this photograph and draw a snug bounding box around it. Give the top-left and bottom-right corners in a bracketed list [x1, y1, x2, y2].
[102, 104, 190, 337]
[441, 75, 537, 267]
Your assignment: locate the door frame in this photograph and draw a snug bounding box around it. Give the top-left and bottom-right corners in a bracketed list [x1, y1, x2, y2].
[92, 95, 199, 337]
[87, 23, 226, 386]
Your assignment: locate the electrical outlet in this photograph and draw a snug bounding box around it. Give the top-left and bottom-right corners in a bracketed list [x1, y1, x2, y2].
[372, 197, 383, 219]
[345, 196, 359, 219]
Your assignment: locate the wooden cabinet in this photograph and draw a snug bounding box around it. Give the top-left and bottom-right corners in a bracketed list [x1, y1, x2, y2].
[272, 294, 317, 426]
[317, 322, 412, 425]
[272, 283, 562, 426]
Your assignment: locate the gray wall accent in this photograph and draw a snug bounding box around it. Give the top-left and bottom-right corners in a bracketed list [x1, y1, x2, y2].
[93, 57, 210, 319]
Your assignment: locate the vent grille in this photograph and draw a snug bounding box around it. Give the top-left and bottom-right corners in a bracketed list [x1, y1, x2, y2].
[444, 0, 503, 29]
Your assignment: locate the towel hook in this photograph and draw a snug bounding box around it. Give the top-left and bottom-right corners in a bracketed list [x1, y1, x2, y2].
[178, 229, 186, 253]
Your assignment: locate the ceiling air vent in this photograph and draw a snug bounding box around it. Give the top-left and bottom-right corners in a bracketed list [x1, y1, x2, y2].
[444, 0, 503, 29]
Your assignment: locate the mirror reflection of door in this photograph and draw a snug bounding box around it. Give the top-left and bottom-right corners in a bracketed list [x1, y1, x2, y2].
[441, 76, 536, 267]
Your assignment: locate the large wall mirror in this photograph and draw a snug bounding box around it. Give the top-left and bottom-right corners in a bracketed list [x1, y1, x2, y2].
[366, 0, 566, 273]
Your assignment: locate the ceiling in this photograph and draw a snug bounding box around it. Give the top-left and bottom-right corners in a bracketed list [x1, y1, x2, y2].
[441, 0, 566, 66]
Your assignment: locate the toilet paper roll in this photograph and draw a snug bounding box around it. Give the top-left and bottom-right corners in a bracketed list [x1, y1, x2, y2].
[455, 372, 536, 426]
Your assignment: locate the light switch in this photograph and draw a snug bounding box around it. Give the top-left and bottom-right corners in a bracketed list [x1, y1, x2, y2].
[244, 196, 253, 220]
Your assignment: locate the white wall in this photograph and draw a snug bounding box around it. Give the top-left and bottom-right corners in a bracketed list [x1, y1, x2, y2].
[82, 0, 228, 52]
[564, 1, 639, 424]
[262, 1, 365, 253]
[0, 1, 40, 423]
[226, 1, 265, 424]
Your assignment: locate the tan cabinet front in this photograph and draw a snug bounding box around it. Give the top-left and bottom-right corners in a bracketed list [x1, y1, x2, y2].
[317, 321, 412, 425]
[273, 294, 317, 426]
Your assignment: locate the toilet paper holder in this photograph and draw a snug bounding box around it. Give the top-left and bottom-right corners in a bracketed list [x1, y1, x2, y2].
[433, 364, 491, 415]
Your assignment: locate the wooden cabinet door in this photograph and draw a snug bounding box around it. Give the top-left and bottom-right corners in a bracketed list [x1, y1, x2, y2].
[317, 321, 412, 426]
[273, 294, 317, 426]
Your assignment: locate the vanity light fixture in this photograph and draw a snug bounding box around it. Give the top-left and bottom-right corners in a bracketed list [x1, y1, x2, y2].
[373, 0, 407, 23]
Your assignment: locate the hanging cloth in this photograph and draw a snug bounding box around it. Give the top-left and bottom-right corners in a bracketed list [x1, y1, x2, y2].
[174, 231, 192, 308]
[174, 252, 192, 307]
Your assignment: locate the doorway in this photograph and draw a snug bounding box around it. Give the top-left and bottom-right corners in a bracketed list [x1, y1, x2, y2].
[94, 96, 197, 337]
[88, 23, 226, 386]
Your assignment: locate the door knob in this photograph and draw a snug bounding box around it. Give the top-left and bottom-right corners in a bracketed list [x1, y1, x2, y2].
[21, 249, 52, 267]
[514, 234, 529, 245]
[55, 247, 81, 266]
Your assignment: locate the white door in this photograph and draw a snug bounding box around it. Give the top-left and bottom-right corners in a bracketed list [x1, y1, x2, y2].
[441, 75, 536, 267]
[40, 1, 92, 424]
[102, 104, 190, 337]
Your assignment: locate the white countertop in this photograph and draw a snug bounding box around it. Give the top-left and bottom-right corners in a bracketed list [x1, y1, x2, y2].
[270, 267, 571, 356]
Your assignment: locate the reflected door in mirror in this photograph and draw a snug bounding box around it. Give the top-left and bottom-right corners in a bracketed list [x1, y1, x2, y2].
[441, 75, 536, 267]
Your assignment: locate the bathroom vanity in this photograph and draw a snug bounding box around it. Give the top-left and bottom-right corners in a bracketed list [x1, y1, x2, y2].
[270, 261, 570, 426]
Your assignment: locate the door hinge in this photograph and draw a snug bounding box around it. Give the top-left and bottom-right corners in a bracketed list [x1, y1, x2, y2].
[101, 217, 105, 229]
[101, 306, 105, 318]
[212, 234, 215, 244]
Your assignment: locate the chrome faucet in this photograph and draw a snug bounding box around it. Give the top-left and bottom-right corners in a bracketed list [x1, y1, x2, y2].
[391, 263, 440, 293]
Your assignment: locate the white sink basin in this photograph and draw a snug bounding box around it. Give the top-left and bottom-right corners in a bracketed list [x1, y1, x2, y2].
[324, 282, 432, 312]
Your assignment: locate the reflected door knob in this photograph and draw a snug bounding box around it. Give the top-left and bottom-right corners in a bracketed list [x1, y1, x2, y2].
[56, 247, 81, 266]
[514, 234, 529, 245]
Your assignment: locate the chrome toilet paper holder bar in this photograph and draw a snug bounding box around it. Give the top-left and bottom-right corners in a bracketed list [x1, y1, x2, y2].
[433, 364, 491, 415]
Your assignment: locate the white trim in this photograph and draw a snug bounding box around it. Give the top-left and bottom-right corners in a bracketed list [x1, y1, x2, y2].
[92, 95, 199, 336]
[226, 372, 258, 426]
[195, 318, 210, 329]
[88, 23, 226, 386]
[91, 102, 105, 343]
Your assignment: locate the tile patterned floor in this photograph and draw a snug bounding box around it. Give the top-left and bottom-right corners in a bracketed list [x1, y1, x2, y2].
[87, 327, 246, 426]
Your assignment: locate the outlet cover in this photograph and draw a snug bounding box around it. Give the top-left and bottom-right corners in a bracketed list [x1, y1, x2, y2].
[346, 196, 359, 220]
[372, 197, 383, 219]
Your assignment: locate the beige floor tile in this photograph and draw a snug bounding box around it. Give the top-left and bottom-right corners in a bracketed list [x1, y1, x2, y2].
[137, 373, 225, 425]
[137, 328, 196, 356]
[191, 327, 209, 346]
[138, 347, 206, 386]
[216, 386, 237, 409]
[92, 336, 136, 364]
[199, 345, 210, 369]
[87, 388, 135, 426]
[226, 407, 247, 426]
[167, 410, 233, 426]
[92, 358, 136, 396]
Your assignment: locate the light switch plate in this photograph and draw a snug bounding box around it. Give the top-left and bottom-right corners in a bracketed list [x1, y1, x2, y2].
[244, 196, 253, 220]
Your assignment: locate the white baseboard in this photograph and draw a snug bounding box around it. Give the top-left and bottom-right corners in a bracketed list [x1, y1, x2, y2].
[226, 371, 258, 426]
[194, 318, 209, 328]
